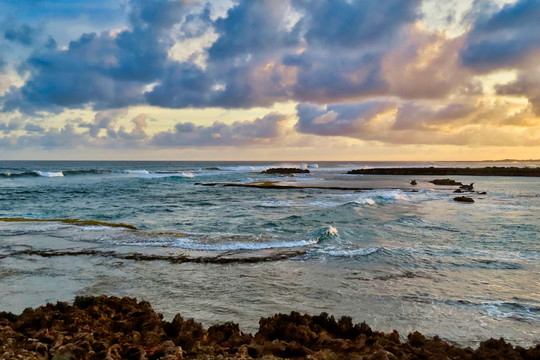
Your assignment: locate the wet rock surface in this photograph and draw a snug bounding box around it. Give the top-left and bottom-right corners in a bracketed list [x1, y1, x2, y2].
[454, 196, 475, 203]
[1, 296, 538, 359]
[429, 179, 463, 186]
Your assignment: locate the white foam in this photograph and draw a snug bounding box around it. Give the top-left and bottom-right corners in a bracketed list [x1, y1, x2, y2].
[34, 171, 64, 177]
[258, 200, 293, 207]
[308, 164, 319, 168]
[217, 165, 271, 171]
[125, 170, 150, 175]
[151, 172, 195, 178]
[125, 170, 195, 178]
[324, 247, 381, 257]
[352, 190, 410, 204]
[324, 225, 339, 237]
[354, 198, 377, 206]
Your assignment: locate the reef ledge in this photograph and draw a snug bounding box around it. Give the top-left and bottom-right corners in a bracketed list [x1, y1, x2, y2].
[1, 295, 538, 359]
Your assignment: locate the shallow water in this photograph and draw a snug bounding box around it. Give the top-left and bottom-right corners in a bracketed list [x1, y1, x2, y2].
[0, 160, 539, 347]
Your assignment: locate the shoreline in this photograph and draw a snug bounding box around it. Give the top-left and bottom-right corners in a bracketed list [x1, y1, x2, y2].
[1, 296, 538, 359]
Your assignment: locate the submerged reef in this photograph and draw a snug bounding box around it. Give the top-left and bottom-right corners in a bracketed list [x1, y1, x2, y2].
[0, 218, 137, 230]
[195, 181, 375, 191]
[347, 167, 540, 176]
[1, 296, 538, 359]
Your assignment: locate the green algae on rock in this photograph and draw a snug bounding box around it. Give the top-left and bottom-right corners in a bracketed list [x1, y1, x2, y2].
[0, 217, 137, 230]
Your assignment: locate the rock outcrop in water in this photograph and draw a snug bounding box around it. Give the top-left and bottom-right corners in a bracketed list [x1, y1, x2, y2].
[261, 168, 310, 174]
[1, 296, 538, 359]
[454, 196, 475, 203]
[429, 179, 463, 186]
[347, 166, 540, 177]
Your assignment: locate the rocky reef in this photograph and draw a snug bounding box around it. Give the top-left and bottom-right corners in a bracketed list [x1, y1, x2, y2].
[261, 168, 310, 174]
[347, 167, 540, 177]
[429, 179, 463, 186]
[1, 296, 538, 359]
[454, 196, 475, 203]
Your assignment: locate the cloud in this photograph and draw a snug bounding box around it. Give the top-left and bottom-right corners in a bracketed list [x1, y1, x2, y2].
[0, 119, 21, 134]
[461, 0, 540, 70]
[294, 99, 540, 146]
[295, 102, 395, 136]
[382, 25, 477, 99]
[294, 0, 421, 47]
[0, 111, 295, 150]
[1, 0, 193, 114]
[2, 0, 426, 112]
[24, 123, 46, 133]
[151, 112, 290, 147]
[496, 68, 540, 115]
[15, 123, 88, 148]
[4, 23, 38, 46]
[0, 0, 538, 157]
[79, 109, 128, 137]
[392, 102, 476, 130]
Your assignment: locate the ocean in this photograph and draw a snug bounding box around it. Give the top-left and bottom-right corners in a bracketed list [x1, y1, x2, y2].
[0, 160, 539, 347]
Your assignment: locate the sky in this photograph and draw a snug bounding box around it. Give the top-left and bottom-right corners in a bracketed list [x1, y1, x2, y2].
[0, 0, 539, 160]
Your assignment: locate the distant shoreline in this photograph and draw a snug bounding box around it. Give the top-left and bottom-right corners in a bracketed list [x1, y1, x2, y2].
[347, 166, 540, 177]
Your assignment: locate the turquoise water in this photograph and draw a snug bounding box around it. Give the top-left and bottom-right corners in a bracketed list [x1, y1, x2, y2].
[0, 161, 539, 347]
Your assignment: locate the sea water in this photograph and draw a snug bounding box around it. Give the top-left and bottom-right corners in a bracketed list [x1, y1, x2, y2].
[0, 160, 538, 347]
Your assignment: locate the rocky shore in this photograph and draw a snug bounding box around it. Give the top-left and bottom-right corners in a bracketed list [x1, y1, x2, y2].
[1, 296, 538, 359]
[347, 167, 540, 176]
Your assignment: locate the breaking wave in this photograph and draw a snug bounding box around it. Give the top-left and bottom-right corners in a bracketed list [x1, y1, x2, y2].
[125, 170, 195, 178]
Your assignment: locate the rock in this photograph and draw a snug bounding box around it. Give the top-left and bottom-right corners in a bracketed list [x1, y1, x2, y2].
[261, 168, 310, 174]
[454, 189, 462, 193]
[0, 296, 537, 359]
[454, 196, 475, 203]
[410, 180, 417, 186]
[429, 179, 463, 186]
[477, 191, 487, 195]
[459, 183, 474, 191]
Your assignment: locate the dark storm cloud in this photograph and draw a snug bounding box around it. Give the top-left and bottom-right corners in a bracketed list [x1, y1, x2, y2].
[150, 113, 289, 147]
[461, 0, 540, 70]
